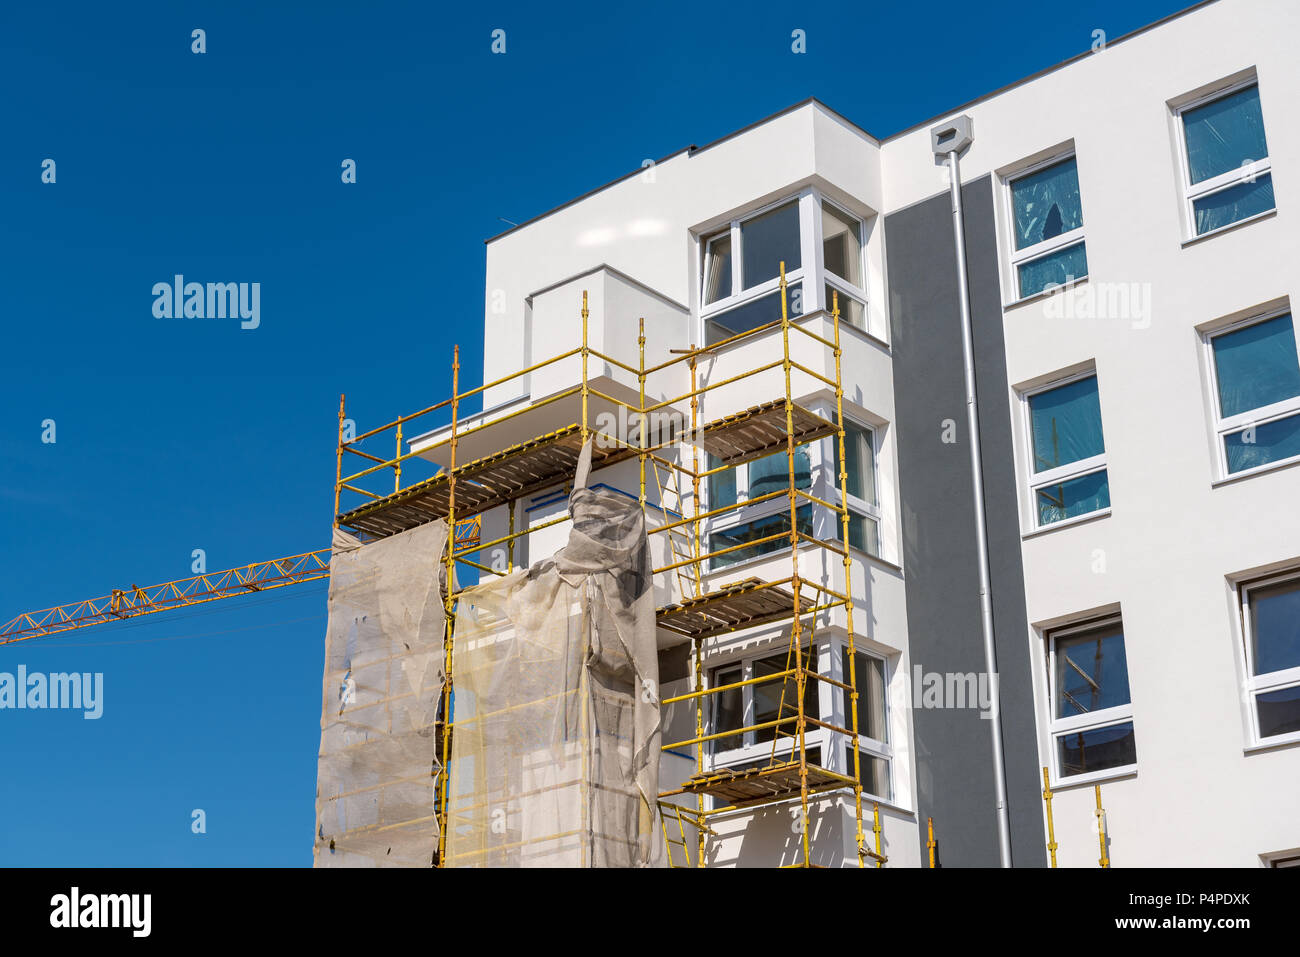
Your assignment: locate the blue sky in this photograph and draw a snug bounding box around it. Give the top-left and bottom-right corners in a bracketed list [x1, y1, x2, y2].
[0, 0, 1191, 866]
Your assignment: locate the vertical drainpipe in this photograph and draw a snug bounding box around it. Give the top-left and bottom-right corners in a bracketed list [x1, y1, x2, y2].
[931, 115, 1013, 868]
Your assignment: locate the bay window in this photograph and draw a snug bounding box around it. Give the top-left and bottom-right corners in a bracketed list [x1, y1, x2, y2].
[699, 192, 871, 344]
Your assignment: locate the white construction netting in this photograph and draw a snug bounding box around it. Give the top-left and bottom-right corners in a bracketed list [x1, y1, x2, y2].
[445, 442, 663, 867]
[313, 520, 448, 867]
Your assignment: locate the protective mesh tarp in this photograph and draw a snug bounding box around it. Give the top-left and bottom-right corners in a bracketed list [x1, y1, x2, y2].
[313, 520, 448, 868]
[446, 442, 663, 867]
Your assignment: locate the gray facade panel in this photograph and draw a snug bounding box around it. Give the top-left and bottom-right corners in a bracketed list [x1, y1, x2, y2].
[884, 175, 1046, 867]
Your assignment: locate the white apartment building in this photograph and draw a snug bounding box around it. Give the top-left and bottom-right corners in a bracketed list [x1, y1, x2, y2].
[415, 0, 1299, 866]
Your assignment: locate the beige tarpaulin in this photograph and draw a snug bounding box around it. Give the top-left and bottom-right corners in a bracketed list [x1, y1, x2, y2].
[445, 441, 663, 867]
[314, 520, 448, 867]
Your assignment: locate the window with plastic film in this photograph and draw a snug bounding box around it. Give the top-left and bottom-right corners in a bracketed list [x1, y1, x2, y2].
[1177, 81, 1274, 237]
[1207, 311, 1300, 476]
[1048, 617, 1137, 779]
[1023, 372, 1110, 528]
[1006, 155, 1087, 299]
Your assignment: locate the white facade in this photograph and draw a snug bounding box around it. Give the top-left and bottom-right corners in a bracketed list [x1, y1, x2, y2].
[883, 0, 1300, 867]
[460, 0, 1300, 866]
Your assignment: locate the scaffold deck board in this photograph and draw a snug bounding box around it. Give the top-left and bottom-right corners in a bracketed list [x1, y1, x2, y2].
[337, 425, 635, 538]
[656, 578, 799, 639]
[679, 761, 846, 807]
[694, 400, 838, 468]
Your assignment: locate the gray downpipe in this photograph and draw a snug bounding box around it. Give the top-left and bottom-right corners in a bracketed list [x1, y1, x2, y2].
[938, 118, 1014, 868]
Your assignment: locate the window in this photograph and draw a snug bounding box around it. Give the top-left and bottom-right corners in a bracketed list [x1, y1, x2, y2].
[1176, 81, 1274, 237]
[699, 193, 874, 344]
[821, 200, 867, 331]
[708, 644, 821, 760]
[706, 638, 891, 799]
[832, 420, 882, 557]
[840, 648, 890, 799]
[1022, 372, 1110, 527]
[707, 446, 812, 570]
[1240, 573, 1300, 743]
[1206, 311, 1300, 476]
[701, 199, 805, 344]
[708, 504, 812, 570]
[1006, 155, 1088, 299]
[1048, 617, 1137, 780]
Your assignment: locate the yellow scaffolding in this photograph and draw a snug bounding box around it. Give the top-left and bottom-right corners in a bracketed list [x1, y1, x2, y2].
[333, 268, 883, 868]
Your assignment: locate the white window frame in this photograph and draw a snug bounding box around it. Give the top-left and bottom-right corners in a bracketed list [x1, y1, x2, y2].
[827, 416, 883, 559]
[707, 640, 828, 770]
[1017, 369, 1109, 530]
[835, 643, 892, 802]
[704, 411, 885, 571]
[1239, 571, 1300, 748]
[819, 195, 869, 333]
[706, 636, 892, 802]
[703, 445, 814, 569]
[1201, 307, 1300, 480]
[1001, 151, 1087, 303]
[699, 193, 813, 332]
[698, 190, 874, 343]
[1174, 77, 1274, 241]
[1045, 614, 1136, 785]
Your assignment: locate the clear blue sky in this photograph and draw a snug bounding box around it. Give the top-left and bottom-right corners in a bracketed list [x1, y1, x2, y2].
[0, 0, 1191, 866]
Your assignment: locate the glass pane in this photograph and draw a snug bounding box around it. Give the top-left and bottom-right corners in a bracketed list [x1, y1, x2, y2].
[740, 201, 801, 289]
[1011, 157, 1084, 250]
[1248, 578, 1300, 675]
[1183, 85, 1269, 184]
[1256, 686, 1300, 739]
[821, 202, 862, 286]
[1225, 413, 1300, 474]
[841, 649, 887, 742]
[1017, 241, 1088, 298]
[1056, 721, 1136, 777]
[1054, 620, 1131, 719]
[834, 420, 876, 502]
[704, 283, 802, 345]
[711, 665, 744, 752]
[703, 233, 732, 304]
[708, 504, 813, 570]
[1211, 314, 1300, 417]
[1036, 469, 1110, 526]
[847, 511, 880, 557]
[706, 453, 737, 510]
[824, 284, 866, 331]
[1029, 375, 1105, 473]
[850, 747, 891, 799]
[1194, 173, 1275, 234]
[754, 646, 817, 744]
[748, 445, 811, 498]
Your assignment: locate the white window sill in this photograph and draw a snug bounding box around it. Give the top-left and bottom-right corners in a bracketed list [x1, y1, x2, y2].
[1003, 274, 1090, 312]
[1021, 507, 1111, 541]
[1181, 207, 1277, 248]
[1048, 764, 1136, 791]
[1211, 452, 1300, 488]
[1244, 730, 1300, 754]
